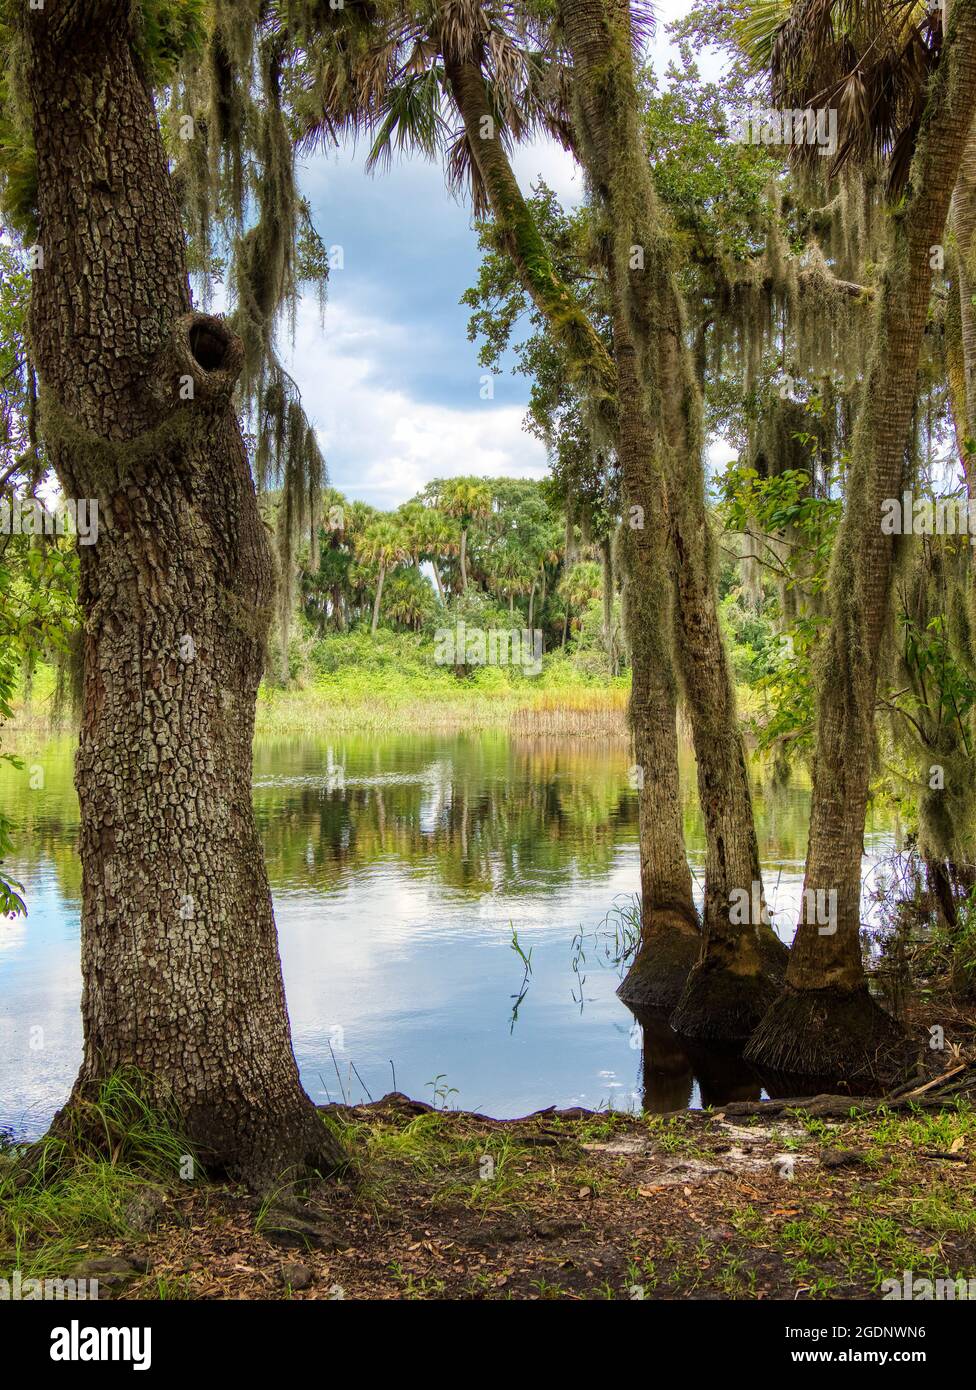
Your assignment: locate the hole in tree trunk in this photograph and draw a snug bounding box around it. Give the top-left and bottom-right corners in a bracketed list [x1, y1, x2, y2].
[189, 321, 229, 372]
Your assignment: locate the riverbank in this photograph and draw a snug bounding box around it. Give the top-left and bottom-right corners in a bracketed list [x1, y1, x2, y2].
[8, 652, 633, 738]
[4, 1084, 975, 1301]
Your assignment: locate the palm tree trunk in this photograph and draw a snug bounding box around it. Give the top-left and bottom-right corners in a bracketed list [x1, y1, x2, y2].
[747, 0, 976, 1080]
[560, 0, 785, 1039]
[612, 274, 701, 1006]
[446, 41, 701, 1007]
[332, 585, 347, 631]
[371, 564, 386, 634]
[459, 527, 468, 590]
[951, 120, 976, 440]
[24, 0, 342, 1185]
[600, 536, 617, 676]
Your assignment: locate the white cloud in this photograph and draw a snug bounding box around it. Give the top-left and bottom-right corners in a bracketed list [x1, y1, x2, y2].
[283, 299, 548, 508]
[511, 138, 584, 209]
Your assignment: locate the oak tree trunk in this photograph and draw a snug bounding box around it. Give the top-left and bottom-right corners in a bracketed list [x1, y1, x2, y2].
[24, 1, 342, 1186]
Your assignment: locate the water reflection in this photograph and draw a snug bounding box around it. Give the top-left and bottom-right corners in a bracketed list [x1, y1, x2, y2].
[0, 729, 896, 1136]
[630, 1007, 766, 1113]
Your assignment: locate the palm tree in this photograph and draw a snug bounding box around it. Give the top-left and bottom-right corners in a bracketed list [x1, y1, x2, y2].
[356, 519, 410, 634]
[739, 0, 976, 446]
[738, 0, 943, 194]
[558, 560, 602, 639]
[736, 0, 976, 1078]
[383, 568, 438, 629]
[398, 499, 461, 602]
[426, 508, 463, 600]
[560, 0, 790, 1036]
[487, 540, 535, 617]
[439, 478, 492, 590]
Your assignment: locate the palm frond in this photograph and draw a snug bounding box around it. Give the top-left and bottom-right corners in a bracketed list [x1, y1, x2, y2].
[365, 66, 449, 171]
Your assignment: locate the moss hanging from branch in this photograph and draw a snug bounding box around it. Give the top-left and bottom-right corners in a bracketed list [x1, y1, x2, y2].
[161, 0, 334, 672]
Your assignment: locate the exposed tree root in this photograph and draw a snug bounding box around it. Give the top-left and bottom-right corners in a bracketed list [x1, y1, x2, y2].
[743, 985, 910, 1086]
[670, 955, 781, 1042]
[617, 913, 701, 1011]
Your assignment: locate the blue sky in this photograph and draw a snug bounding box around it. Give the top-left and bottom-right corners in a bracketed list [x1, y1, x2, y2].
[278, 1, 720, 510]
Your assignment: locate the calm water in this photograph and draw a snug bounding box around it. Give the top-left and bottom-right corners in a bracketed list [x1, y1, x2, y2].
[0, 730, 899, 1138]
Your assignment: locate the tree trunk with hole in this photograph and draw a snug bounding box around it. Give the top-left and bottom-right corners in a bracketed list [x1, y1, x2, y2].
[24, 2, 342, 1187]
[746, 2, 976, 1081]
[445, 43, 701, 1008]
[560, 0, 786, 1040]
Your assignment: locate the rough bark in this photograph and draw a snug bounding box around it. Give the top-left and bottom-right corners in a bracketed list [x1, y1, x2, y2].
[611, 260, 700, 1008]
[747, 0, 976, 1080]
[24, 0, 343, 1186]
[445, 43, 701, 1008]
[558, 0, 786, 1040]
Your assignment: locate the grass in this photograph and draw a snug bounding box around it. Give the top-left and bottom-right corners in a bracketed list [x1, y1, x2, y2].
[12, 644, 631, 736]
[331, 1109, 549, 1214]
[728, 1101, 976, 1298]
[0, 1070, 194, 1283]
[255, 642, 629, 736]
[5, 1085, 976, 1300]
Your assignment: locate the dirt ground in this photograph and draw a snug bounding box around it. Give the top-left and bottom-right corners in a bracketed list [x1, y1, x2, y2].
[82, 1090, 976, 1301]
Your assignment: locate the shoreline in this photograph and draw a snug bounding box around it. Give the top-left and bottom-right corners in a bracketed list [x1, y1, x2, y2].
[6, 1086, 974, 1301]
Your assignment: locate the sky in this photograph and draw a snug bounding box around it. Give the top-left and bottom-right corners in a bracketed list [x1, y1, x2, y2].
[278, 0, 723, 510]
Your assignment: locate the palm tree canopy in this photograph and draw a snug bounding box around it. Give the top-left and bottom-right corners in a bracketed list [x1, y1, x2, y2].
[736, 0, 944, 194]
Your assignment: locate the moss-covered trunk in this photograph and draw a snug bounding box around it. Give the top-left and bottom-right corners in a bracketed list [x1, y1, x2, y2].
[559, 0, 785, 1040]
[951, 121, 976, 440]
[746, 0, 976, 1081]
[610, 262, 701, 1007]
[23, 0, 342, 1186]
[444, 46, 700, 1007]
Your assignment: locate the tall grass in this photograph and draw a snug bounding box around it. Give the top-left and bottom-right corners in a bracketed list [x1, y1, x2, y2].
[0, 1070, 193, 1281]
